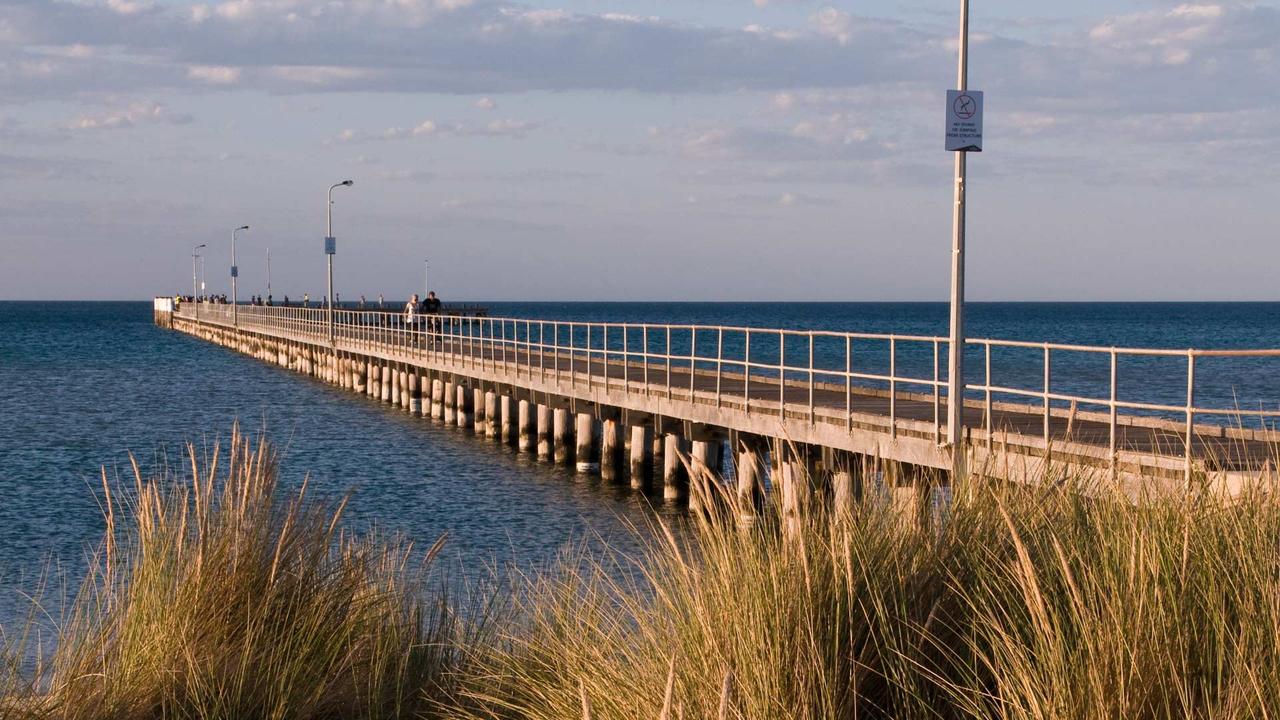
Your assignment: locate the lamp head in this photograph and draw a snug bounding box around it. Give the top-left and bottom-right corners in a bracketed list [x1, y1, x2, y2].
[341, 180, 353, 187]
[237, 225, 249, 231]
[196, 244, 207, 249]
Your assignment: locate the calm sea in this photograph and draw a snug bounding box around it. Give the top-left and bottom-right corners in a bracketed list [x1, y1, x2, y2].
[2, 301, 1280, 626]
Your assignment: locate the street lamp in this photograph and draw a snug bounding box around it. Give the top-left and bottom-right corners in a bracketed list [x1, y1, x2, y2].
[232, 225, 249, 326]
[424, 258, 429, 299]
[192, 243, 206, 317]
[326, 179, 354, 346]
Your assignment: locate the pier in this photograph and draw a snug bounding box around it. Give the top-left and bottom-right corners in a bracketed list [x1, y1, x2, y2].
[154, 298, 1280, 506]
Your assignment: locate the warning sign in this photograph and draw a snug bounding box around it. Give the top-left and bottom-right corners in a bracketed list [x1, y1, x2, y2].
[945, 90, 983, 152]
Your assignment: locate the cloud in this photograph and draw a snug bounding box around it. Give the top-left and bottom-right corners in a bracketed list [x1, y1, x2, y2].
[474, 96, 496, 111]
[186, 64, 240, 84]
[68, 100, 192, 130]
[328, 117, 538, 143]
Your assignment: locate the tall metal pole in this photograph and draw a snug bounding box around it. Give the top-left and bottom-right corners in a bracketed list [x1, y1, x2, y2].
[267, 247, 271, 298]
[192, 243, 206, 318]
[946, 0, 970, 476]
[232, 225, 248, 327]
[326, 180, 353, 347]
[424, 258, 429, 298]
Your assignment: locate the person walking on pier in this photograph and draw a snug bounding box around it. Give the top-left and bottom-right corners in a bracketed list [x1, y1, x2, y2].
[303, 293, 309, 308]
[422, 291, 442, 346]
[405, 294, 420, 347]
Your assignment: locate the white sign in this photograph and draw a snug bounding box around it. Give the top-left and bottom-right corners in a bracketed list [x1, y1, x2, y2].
[945, 89, 983, 152]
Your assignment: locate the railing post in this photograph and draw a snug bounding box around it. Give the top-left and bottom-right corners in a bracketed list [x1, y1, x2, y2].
[623, 324, 629, 394]
[985, 342, 992, 446]
[845, 335, 851, 432]
[716, 327, 723, 407]
[666, 326, 672, 400]
[808, 332, 815, 424]
[643, 325, 649, 395]
[690, 327, 697, 400]
[1043, 344, 1051, 445]
[1185, 350, 1195, 486]
[889, 337, 896, 438]
[744, 330, 751, 415]
[933, 340, 941, 444]
[1109, 348, 1118, 473]
[779, 331, 786, 420]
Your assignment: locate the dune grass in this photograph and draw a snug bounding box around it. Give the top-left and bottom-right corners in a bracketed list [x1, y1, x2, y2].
[457, 467, 1280, 719]
[2, 429, 473, 720]
[3, 432, 1280, 719]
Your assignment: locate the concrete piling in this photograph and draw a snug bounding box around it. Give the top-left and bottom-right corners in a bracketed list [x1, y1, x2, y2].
[473, 387, 486, 434]
[575, 412, 597, 473]
[380, 365, 391, 403]
[663, 433, 686, 501]
[536, 404, 552, 460]
[485, 391, 499, 438]
[457, 384, 472, 429]
[444, 380, 457, 424]
[409, 372, 421, 415]
[689, 439, 714, 513]
[600, 419, 621, 482]
[629, 424, 652, 490]
[518, 399, 533, 451]
[499, 395, 513, 443]
[553, 408, 571, 465]
[431, 378, 444, 419]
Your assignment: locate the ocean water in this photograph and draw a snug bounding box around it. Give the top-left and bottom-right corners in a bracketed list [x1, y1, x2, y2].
[3, 301, 1280, 627]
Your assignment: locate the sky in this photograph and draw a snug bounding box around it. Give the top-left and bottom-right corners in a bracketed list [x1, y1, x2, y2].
[1, 0, 1277, 301]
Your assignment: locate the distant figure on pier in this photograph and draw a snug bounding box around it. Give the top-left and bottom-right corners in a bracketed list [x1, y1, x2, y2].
[303, 293, 309, 308]
[266, 294, 272, 306]
[405, 294, 419, 342]
[283, 295, 289, 306]
[336, 293, 341, 307]
[423, 291, 442, 341]
[359, 295, 366, 309]
[378, 293, 384, 309]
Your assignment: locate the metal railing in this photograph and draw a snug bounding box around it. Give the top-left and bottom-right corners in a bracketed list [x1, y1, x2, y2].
[171, 302, 1280, 473]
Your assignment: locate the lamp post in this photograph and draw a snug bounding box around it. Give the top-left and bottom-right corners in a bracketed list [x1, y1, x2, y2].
[192, 243, 206, 318]
[946, 0, 971, 476]
[232, 225, 249, 327]
[424, 258, 429, 298]
[266, 247, 271, 300]
[326, 180, 354, 346]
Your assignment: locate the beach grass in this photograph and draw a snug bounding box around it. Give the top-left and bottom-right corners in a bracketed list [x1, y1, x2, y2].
[4, 433, 1280, 718]
[2, 428, 473, 719]
[456, 464, 1280, 719]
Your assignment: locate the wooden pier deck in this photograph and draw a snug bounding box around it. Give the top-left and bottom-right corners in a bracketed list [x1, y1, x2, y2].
[156, 299, 1280, 498]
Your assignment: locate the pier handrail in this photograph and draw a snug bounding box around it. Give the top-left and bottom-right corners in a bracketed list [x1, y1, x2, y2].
[172, 302, 1280, 477]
